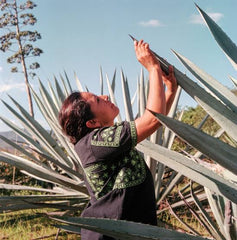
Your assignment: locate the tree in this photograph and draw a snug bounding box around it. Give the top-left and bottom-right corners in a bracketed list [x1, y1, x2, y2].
[0, 0, 43, 117]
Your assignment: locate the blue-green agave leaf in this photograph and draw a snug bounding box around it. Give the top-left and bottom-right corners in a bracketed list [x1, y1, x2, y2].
[51, 216, 208, 239]
[74, 72, 84, 92]
[121, 70, 133, 121]
[154, 113, 237, 176]
[229, 76, 237, 88]
[106, 74, 122, 122]
[54, 76, 65, 105]
[100, 66, 103, 95]
[137, 140, 237, 204]
[173, 50, 237, 113]
[195, 4, 237, 70]
[64, 70, 73, 93]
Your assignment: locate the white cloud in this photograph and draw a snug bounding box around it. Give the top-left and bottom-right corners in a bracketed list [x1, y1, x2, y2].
[0, 66, 3, 72]
[139, 19, 163, 27]
[0, 83, 25, 93]
[190, 12, 223, 24]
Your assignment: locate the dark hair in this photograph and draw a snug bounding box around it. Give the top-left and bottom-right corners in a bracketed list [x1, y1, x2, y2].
[58, 92, 94, 145]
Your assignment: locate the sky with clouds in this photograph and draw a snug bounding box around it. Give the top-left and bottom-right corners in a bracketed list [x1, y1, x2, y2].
[0, 0, 237, 132]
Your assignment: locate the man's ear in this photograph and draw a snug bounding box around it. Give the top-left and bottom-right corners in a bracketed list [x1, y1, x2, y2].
[86, 119, 101, 128]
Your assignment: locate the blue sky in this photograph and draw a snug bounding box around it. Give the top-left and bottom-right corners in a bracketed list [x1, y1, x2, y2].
[0, 0, 237, 132]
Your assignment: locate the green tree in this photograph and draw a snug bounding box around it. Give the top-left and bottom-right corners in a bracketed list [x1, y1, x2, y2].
[0, 0, 43, 117]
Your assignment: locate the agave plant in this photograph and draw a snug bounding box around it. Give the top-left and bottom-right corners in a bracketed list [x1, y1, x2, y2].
[0, 3, 237, 240]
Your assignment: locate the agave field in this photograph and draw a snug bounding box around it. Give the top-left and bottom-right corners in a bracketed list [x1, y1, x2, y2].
[0, 4, 237, 240]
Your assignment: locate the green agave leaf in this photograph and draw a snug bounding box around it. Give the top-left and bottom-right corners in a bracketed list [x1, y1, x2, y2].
[51, 216, 208, 239]
[205, 188, 226, 236]
[139, 68, 146, 115]
[30, 85, 82, 173]
[0, 152, 88, 194]
[154, 113, 237, 176]
[106, 73, 122, 122]
[59, 73, 69, 97]
[54, 224, 81, 234]
[37, 79, 59, 121]
[0, 184, 62, 193]
[5, 96, 74, 167]
[111, 69, 116, 92]
[190, 183, 225, 240]
[229, 76, 237, 88]
[137, 140, 237, 204]
[195, 4, 237, 70]
[100, 66, 103, 95]
[75, 72, 84, 92]
[0, 194, 86, 204]
[164, 57, 237, 142]
[0, 134, 46, 166]
[0, 115, 47, 155]
[121, 70, 133, 121]
[54, 75, 65, 105]
[172, 50, 237, 113]
[64, 70, 73, 93]
[0, 196, 87, 213]
[48, 81, 61, 110]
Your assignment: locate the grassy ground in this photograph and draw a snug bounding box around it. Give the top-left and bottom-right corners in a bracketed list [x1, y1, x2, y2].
[0, 209, 81, 240]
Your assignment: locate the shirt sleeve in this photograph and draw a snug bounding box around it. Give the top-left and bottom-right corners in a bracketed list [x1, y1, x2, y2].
[90, 121, 137, 161]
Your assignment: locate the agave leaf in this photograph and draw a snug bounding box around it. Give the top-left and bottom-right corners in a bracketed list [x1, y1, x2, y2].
[173, 50, 237, 113]
[163, 86, 182, 147]
[131, 88, 137, 107]
[0, 135, 46, 165]
[51, 216, 208, 240]
[224, 200, 234, 240]
[54, 76, 65, 105]
[5, 96, 74, 167]
[55, 224, 81, 234]
[30, 86, 82, 172]
[154, 113, 237, 176]
[137, 140, 237, 204]
[121, 70, 133, 121]
[190, 182, 225, 240]
[75, 72, 84, 92]
[48, 81, 61, 110]
[111, 69, 116, 92]
[0, 115, 48, 155]
[0, 195, 87, 213]
[100, 66, 103, 95]
[0, 152, 88, 194]
[139, 68, 146, 115]
[229, 76, 237, 88]
[64, 70, 73, 93]
[205, 188, 226, 236]
[195, 4, 237, 70]
[60, 73, 69, 97]
[0, 184, 62, 193]
[0, 195, 86, 204]
[37, 79, 59, 121]
[106, 74, 122, 122]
